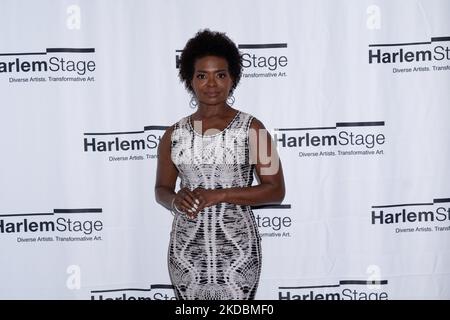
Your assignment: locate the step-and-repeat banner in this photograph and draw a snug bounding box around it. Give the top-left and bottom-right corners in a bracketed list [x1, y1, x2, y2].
[1, 0, 449, 299]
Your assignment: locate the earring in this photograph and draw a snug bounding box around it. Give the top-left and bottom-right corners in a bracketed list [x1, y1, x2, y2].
[190, 96, 198, 109]
[227, 94, 235, 106]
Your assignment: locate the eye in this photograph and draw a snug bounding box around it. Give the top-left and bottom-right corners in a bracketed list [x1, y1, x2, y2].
[217, 72, 227, 79]
[196, 73, 206, 79]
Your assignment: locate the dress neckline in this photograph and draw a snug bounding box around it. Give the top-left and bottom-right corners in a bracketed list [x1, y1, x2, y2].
[188, 110, 241, 138]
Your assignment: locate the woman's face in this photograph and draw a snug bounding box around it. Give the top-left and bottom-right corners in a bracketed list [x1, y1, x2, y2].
[191, 55, 233, 106]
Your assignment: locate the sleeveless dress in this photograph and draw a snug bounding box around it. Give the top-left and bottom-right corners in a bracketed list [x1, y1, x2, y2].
[168, 110, 262, 300]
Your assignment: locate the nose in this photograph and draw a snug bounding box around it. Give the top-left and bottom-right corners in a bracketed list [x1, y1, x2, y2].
[206, 76, 217, 87]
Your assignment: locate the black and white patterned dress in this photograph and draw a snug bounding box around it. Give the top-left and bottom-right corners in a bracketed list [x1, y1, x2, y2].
[169, 110, 262, 300]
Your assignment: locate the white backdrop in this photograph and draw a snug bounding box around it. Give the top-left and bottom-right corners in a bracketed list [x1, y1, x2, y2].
[0, 0, 449, 300]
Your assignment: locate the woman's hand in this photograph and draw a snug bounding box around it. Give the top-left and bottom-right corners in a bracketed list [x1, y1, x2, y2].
[173, 187, 201, 219]
[193, 188, 226, 211]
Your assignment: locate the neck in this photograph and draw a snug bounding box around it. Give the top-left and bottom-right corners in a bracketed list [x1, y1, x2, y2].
[197, 103, 230, 118]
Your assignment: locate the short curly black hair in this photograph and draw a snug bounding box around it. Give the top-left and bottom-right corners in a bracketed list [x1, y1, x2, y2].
[178, 29, 242, 94]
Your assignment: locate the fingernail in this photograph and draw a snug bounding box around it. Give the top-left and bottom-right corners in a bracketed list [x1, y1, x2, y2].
[195, 199, 200, 205]
[193, 203, 198, 209]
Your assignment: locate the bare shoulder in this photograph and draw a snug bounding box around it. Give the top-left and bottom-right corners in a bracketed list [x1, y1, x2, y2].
[249, 116, 267, 130]
[160, 115, 189, 142]
[160, 124, 175, 144]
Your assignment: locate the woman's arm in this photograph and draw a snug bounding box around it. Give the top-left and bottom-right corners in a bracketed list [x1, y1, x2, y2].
[154, 126, 199, 217]
[194, 118, 285, 208]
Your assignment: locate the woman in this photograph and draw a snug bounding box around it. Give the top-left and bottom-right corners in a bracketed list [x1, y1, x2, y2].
[155, 29, 285, 300]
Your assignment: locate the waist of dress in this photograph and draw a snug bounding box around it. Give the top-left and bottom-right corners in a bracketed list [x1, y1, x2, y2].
[178, 203, 253, 215]
[180, 183, 253, 190]
[203, 202, 251, 210]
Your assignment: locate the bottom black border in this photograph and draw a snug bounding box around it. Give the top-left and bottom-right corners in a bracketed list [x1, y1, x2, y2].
[0, 300, 448, 319]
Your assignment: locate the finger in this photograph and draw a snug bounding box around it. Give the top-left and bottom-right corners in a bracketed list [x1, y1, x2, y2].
[180, 199, 198, 215]
[189, 188, 202, 201]
[185, 195, 200, 211]
[176, 202, 189, 215]
[180, 198, 192, 210]
[195, 202, 205, 212]
[182, 190, 200, 209]
[183, 188, 197, 198]
[179, 188, 195, 206]
[195, 194, 207, 209]
[183, 198, 199, 218]
[190, 198, 205, 214]
[192, 188, 203, 200]
[175, 197, 192, 214]
[173, 198, 184, 213]
[190, 210, 200, 218]
[185, 208, 197, 220]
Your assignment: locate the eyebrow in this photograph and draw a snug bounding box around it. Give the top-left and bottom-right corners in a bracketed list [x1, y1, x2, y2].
[196, 69, 228, 73]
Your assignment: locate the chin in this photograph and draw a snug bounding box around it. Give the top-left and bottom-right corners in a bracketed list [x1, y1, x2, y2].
[201, 98, 226, 105]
